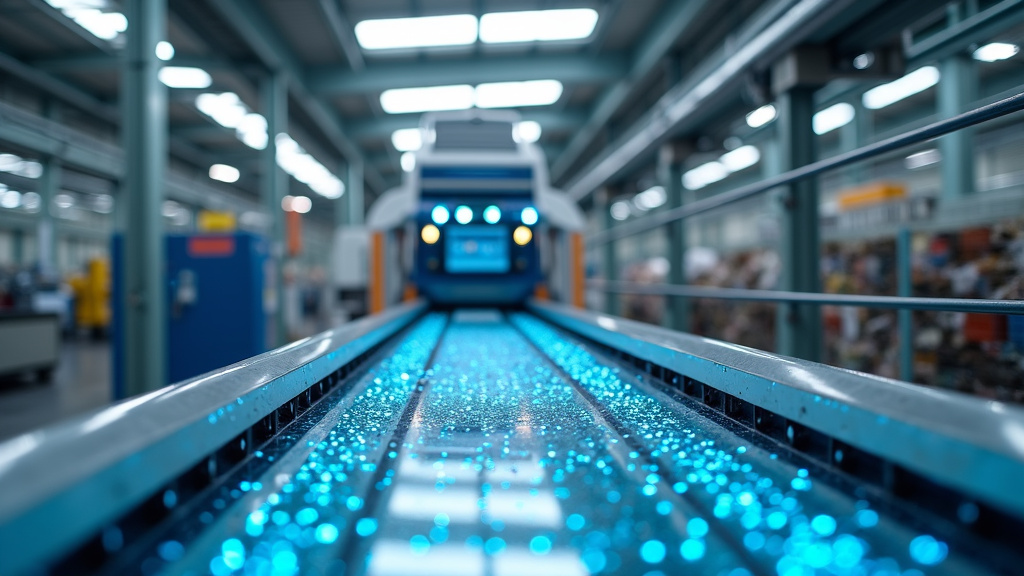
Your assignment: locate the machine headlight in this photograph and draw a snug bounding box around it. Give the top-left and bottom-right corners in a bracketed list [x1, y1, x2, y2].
[431, 205, 450, 225]
[483, 205, 501, 224]
[521, 206, 538, 226]
[513, 225, 533, 246]
[454, 205, 473, 224]
[421, 224, 440, 244]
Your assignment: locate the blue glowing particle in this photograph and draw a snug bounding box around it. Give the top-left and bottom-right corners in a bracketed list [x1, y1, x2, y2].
[687, 517, 709, 538]
[163, 490, 177, 509]
[680, 539, 706, 562]
[767, 511, 788, 530]
[582, 548, 607, 572]
[855, 509, 879, 528]
[909, 535, 948, 566]
[642, 484, 657, 496]
[656, 501, 673, 515]
[640, 540, 666, 564]
[347, 496, 363, 511]
[315, 523, 339, 544]
[832, 535, 864, 568]
[673, 482, 688, 494]
[430, 526, 449, 543]
[157, 540, 184, 562]
[743, 531, 766, 551]
[272, 550, 298, 572]
[485, 537, 507, 555]
[607, 490, 621, 503]
[356, 518, 378, 537]
[209, 556, 231, 576]
[271, 510, 290, 526]
[295, 507, 319, 526]
[801, 542, 833, 568]
[530, 536, 553, 555]
[646, 473, 660, 484]
[566, 513, 586, 531]
[410, 535, 431, 555]
[434, 512, 450, 527]
[810, 514, 837, 536]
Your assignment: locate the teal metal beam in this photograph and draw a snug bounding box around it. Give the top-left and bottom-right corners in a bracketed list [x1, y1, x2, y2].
[205, 0, 386, 195]
[775, 86, 821, 362]
[348, 110, 588, 141]
[346, 161, 364, 226]
[121, 0, 168, 396]
[38, 156, 60, 276]
[307, 54, 628, 96]
[550, 0, 711, 182]
[938, 53, 976, 200]
[598, 188, 617, 316]
[30, 54, 238, 73]
[263, 72, 288, 347]
[660, 142, 690, 332]
[26, 0, 116, 55]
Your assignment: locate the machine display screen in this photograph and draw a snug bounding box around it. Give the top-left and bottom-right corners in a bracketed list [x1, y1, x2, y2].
[445, 226, 510, 274]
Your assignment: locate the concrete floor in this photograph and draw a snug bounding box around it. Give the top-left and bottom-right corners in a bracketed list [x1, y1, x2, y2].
[0, 339, 112, 442]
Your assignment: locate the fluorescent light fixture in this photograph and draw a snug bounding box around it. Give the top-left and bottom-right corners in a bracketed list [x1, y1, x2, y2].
[156, 41, 175, 61]
[159, 67, 212, 89]
[291, 195, 312, 214]
[275, 134, 345, 199]
[610, 201, 631, 221]
[391, 128, 423, 152]
[475, 80, 563, 108]
[905, 148, 941, 170]
[0, 154, 21, 172]
[400, 152, 416, 172]
[745, 104, 776, 128]
[196, 93, 269, 150]
[516, 121, 542, 143]
[380, 85, 475, 114]
[237, 113, 268, 150]
[719, 145, 760, 172]
[634, 186, 666, 211]
[862, 66, 940, 110]
[0, 190, 21, 209]
[973, 42, 1019, 62]
[21, 192, 41, 212]
[209, 164, 240, 183]
[813, 102, 855, 135]
[54, 193, 75, 208]
[479, 9, 599, 43]
[683, 161, 728, 190]
[45, 2, 128, 41]
[91, 194, 113, 214]
[354, 15, 478, 50]
[0, 154, 42, 179]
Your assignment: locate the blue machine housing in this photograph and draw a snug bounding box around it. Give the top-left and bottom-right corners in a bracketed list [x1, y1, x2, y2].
[413, 167, 541, 306]
[113, 232, 268, 395]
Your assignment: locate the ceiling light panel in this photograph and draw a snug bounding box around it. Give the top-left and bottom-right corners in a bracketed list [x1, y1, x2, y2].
[392, 129, 423, 152]
[862, 66, 940, 110]
[973, 42, 1019, 62]
[354, 15, 478, 50]
[475, 80, 563, 109]
[380, 85, 476, 114]
[479, 9, 599, 44]
[159, 67, 212, 89]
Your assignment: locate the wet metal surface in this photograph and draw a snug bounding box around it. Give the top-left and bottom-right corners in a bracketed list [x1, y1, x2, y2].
[150, 311, 987, 575]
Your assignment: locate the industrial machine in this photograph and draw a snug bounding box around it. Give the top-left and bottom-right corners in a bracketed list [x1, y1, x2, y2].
[366, 110, 585, 310]
[112, 232, 268, 397]
[2, 114, 1024, 576]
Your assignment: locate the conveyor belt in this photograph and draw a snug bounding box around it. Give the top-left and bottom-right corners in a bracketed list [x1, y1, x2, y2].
[102, 309, 991, 576]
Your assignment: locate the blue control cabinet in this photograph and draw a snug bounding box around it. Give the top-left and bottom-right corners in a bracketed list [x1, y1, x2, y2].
[113, 232, 268, 397]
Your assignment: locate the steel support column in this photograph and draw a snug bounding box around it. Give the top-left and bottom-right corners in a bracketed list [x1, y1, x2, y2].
[660, 142, 689, 332]
[839, 98, 869, 186]
[121, 0, 168, 395]
[263, 72, 288, 347]
[938, 54, 976, 200]
[38, 156, 60, 276]
[897, 227, 914, 382]
[775, 86, 822, 361]
[346, 160, 364, 226]
[597, 187, 617, 316]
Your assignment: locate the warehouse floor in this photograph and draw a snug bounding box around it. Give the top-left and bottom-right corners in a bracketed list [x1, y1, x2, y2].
[0, 340, 111, 441]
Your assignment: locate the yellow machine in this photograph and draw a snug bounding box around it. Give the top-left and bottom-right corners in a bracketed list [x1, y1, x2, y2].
[68, 258, 110, 337]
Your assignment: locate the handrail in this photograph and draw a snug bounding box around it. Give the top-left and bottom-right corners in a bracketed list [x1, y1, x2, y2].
[588, 90, 1024, 245]
[590, 279, 1024, 315]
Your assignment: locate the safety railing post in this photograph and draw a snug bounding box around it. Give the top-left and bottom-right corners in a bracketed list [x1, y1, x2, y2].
[661, 142, 690, 332]
[898, 228, 914, 382]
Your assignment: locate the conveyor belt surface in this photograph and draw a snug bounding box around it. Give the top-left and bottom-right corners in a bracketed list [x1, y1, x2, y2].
[104, 311, 988, 575]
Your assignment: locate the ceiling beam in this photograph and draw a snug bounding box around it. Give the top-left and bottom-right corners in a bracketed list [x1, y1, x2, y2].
[204, 0, 387, 193]
[31, 54, 244, 73]
[307, 54, 629, 96]
[550, 0, 713, 183]
[25, 0, 116, 55]
[317, 0, 365, 71]
[348, 109, 589, 141]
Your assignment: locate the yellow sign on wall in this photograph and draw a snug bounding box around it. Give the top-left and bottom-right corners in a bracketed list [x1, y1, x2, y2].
[197, 210, 237, 232]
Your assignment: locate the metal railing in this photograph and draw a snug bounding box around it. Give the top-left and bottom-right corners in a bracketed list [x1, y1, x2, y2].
[586, 89, 1024, 376]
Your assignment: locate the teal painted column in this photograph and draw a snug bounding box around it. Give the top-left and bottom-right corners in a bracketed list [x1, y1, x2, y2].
[121, 0, 168, 396]
[263, 72, 288, 347]
[775, 86, 822, 361]
[346, 160, 364, 226]
[897, 227, 914, 382]
[598, 187, 617, 316]
[12, 229, 24, 266]
[839, 99, 869, 187]
[660, 143, 689, 332]
[38, 156, 61, 276]
[938, 54, 976, 201]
